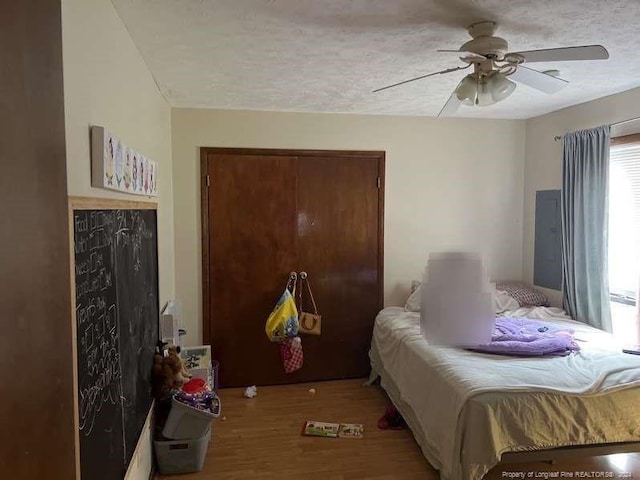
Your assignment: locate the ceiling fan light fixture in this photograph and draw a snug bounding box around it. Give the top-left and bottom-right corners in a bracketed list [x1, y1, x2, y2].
[488, 72, 516, 102]
[455, 75, 477, 106]
[455, 73, 512, 107]
[476, 79, 496, 106]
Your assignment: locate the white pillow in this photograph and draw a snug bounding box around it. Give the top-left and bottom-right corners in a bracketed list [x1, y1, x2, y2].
[404, 282, 518, 314]
[404, 283, 422, 312]
[494, 290, 519, 313]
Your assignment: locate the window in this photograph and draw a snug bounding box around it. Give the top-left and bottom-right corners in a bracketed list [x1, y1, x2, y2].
[608, 135, 640, 340]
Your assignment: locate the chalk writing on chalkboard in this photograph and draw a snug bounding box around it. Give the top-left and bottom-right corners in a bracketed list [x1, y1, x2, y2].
[75, 211, 121, 439]
[73, 207, 158, 480]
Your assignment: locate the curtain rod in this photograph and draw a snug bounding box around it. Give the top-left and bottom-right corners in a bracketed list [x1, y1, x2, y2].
[553, 115, 640, 141]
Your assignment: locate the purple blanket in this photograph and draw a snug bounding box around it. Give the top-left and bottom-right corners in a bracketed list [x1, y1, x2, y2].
[471, 317, 580, 357]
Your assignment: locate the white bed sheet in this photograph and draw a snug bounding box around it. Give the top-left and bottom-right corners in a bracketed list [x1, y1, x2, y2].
[371, 306, 640, 480]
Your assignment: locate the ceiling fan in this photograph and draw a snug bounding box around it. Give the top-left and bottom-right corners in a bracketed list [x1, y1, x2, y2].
[373, 21, 609, 116]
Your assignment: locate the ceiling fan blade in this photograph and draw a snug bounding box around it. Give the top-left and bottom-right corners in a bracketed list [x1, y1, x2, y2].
[372, 65, 469, 93]
[509, 66, 568, 94]
[512, 45, 609, 63]
[438, 92, 461, 117]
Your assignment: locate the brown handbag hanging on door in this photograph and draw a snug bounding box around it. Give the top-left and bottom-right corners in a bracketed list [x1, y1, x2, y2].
[297, 271, 321, 335]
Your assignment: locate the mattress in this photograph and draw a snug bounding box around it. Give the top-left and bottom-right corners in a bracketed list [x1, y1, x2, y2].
[369, 306, 640, 480]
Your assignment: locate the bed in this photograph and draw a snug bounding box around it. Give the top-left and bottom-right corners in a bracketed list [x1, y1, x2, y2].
[369, 303, 640, 480]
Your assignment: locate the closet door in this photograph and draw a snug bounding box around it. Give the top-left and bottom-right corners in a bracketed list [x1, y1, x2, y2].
[204, 153, 298, 387]
[202, 149, 384, 387]
[294, 155, 383, 381]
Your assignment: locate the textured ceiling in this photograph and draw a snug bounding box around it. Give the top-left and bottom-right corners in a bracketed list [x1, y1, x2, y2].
[111, 0, 640, 119]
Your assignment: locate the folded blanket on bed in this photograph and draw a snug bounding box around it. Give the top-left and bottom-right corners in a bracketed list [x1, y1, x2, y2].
[471, 317, 580, 356]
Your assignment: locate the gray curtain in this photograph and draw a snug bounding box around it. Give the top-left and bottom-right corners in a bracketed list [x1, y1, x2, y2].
[561, 125, 612, 331]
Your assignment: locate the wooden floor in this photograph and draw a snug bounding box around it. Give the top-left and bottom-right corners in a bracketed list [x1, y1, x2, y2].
[158, 379, 640, 479]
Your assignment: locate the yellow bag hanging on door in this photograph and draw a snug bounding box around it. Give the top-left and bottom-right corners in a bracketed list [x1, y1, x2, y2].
[265, 273, 299, 342]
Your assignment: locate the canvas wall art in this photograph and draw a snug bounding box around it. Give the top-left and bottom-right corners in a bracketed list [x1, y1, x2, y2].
[91, 126, 158, 197]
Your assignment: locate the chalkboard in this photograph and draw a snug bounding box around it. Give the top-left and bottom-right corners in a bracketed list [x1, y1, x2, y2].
[73, 205, 158, 480]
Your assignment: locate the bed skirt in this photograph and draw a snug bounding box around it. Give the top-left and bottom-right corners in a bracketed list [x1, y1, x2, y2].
[369, 341, 640, 478]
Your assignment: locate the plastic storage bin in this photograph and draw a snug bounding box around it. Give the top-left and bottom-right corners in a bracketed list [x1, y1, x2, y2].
[211, 360, 219, 392]
[154, 428, 210, 475]
[162, 394, 221, 440]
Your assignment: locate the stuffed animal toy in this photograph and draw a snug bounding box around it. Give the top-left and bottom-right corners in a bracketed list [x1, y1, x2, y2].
[152, 345, 192, 400]
[171, 346, 192, 384]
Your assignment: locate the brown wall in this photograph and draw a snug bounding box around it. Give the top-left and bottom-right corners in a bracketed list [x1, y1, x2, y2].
[0, 1, 75, 478]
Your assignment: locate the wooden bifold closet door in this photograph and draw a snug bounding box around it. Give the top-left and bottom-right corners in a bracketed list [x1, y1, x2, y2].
[201, 148, 384, 387]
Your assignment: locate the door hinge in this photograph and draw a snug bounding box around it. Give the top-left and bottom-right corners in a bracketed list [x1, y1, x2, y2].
[377, 177, 381, 189]
[206, 175, 210, 187]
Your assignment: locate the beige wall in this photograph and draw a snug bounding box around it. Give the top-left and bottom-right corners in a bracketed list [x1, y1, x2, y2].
[62, 0, 174, 478]
[523, 87, 640, 306]
[172, 108, 526, 345]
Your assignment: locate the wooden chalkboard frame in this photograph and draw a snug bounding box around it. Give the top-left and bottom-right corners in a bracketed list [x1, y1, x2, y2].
[68, 196, 158, 479]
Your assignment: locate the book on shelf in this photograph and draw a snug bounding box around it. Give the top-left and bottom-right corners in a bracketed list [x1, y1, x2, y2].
[301, 421, 364, 439]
